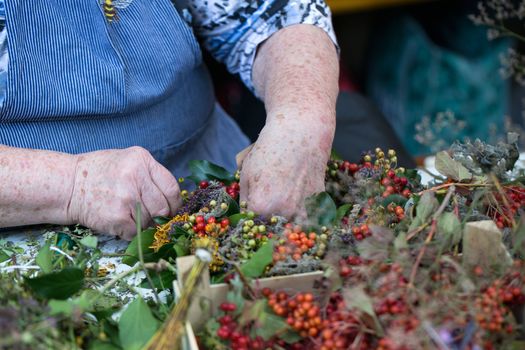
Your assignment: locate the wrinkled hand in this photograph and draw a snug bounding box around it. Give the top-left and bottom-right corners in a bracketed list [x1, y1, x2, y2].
[67, 146, 181, 240]
[239, 121, 331, 219]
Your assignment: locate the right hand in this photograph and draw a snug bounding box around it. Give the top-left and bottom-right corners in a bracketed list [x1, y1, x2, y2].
[67, 146, 181, 240]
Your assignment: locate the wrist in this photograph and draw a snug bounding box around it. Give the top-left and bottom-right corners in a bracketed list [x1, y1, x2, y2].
[264, 109, 335, 152]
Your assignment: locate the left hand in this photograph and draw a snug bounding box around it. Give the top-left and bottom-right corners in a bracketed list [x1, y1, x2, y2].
[238, 115, 332, 218]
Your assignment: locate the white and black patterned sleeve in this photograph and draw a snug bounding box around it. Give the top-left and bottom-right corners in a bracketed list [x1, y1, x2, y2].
[184, 0, 338, 92]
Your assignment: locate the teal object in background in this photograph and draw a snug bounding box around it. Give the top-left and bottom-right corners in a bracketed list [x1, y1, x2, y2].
[366, 16, 511, 156]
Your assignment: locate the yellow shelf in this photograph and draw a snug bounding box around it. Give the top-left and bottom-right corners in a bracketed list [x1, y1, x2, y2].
[327, 0, 433, 14]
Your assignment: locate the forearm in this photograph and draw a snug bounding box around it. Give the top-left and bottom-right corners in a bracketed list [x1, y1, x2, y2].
[0, 145, 76, 227]
[252, 23, 339, 153]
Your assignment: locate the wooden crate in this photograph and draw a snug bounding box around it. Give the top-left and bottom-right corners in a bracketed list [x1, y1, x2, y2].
[175, 255, 324, 333]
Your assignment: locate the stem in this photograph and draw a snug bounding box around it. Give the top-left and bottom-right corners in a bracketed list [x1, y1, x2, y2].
[490, 173, 517, 228]
[417, 182, 489, 196]
[408, 186, 455, 287]
[136, 203, 163, 307]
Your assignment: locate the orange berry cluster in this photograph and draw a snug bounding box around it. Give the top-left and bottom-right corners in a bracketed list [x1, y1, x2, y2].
[474, 283, 514, 333]
[380, 169, 411, 199]
[475, 261, 525, 334]
[351, 223, 371, 241]
[264, 289, 323, 339]
[273, 224, 317, 263]
[386, 203, 405, 221]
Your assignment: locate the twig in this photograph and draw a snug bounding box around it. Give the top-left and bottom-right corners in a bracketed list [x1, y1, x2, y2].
[417, 182, 489, 195]
[406, 222, 430, 241]
[490, 173, 517, 228]
[0, 265, 40, 272]
[409, 186, 455, 287]
[50, 246, 75, 263]
[232, 264, 256, 299]
[135, 203, 162, 307]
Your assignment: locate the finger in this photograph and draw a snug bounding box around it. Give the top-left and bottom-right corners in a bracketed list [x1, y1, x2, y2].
[148, 160, 182, 215]
[141, 180, 171, 219]
[108, 215, 138, 241]
[130, 201, 153, 230]
[236, 144, 254, 169]
[239, 168, 250, 207]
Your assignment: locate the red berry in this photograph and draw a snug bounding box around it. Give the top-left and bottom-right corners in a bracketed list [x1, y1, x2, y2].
[199, 180, 209, 189]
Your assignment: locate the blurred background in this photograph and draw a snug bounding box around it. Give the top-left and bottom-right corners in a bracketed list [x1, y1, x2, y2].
[205, 0, 525, 167]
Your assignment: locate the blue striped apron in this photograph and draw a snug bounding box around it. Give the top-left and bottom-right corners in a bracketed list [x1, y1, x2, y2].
[0, 0, 249, 177]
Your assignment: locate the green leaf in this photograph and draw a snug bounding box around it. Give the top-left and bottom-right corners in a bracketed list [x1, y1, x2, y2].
[173, 236, 191, 257]
[122, 228, 156, 265]
[226, 275, 245, 315]
[79, 235, 98, 249]
[88, 340, 121, 350]
[239, 241, 274, 278]
[335, 204, 352, 223]
[403, 169, 421, 183]
[48, 299, 76, 315]
[0, 250, 9, 263]
[305, 192, 337, 227]
[187, 160, 235, 185]
[506, 341, 525, 350]
[280, 330, 302, 344]
[26, 267, 84, 300]
[437, 212, 462, 248]
[513, 218, 525, 258]
[330, 149, 343, 160]
[152, 216, 171, 226]
[36, 243, 53, 273]
[229, 213, 248, 226]
[418, 192, 439, 221]
[256, 307, 293, 341]
[380, 194, 408, 208]
[173, 225, 190, 238]
[435, 151, 472, 182]
[140, 270, 176, 290]
[223, 194, 240, 216]
[118, 297, 159, 350]
[48, 289, 101, 316]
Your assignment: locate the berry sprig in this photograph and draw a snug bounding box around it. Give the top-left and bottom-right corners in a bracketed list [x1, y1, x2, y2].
[487, 185, 525, 228]
[241, 219, 272, 251]
[199, 179, 240, 199]
[264, 289, 322, 338]
[188, 215, 230, 238]
[273, 224, 318, 263]
[338, 255, 364, 278]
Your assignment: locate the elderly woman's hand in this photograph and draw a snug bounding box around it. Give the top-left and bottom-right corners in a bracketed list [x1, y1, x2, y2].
[67, 147, 181, 240]
[243, 24, 338, 218]
[239, 110, 334, 218]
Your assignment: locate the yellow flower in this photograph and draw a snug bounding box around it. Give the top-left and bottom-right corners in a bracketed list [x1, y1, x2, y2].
[150, 214, 189, 252]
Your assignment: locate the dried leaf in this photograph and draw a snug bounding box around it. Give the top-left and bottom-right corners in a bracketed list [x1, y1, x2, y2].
[463, 221, 513, 275]
[342, 286, 383, 335]
[356, 225, 394, 261]
[435, 151, 472, 181]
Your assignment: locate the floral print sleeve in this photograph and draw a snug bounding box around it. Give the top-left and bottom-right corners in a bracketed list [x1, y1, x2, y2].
[183, 0, 338, 92]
